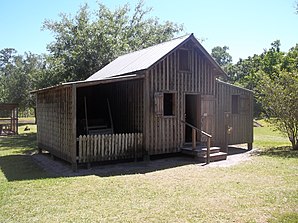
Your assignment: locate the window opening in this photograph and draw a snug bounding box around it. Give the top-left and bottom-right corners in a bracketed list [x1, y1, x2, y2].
[163, 93, 175, 116]
[179, 49, 190, 71]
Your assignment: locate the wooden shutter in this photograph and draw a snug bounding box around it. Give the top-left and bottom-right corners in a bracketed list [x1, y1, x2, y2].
[154, 92, 163, 116]
[240, 95, 250, 114]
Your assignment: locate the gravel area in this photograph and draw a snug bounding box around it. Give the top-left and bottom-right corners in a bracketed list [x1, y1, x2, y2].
[31, 146, 254, 177]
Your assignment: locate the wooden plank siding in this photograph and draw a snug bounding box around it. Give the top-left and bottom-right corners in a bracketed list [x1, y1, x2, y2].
[104, 79, 144, 134]
[215, 81, 253, 146]
[36, 86, 74, 162]
[145, 42, 218, 155]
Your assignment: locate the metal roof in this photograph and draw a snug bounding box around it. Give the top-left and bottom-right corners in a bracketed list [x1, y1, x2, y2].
[87, 34, 191, 81]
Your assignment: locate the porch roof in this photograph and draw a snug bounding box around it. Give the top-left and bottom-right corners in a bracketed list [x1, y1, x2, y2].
[0, 103, 18, 110]
[31, 74, 144, 93]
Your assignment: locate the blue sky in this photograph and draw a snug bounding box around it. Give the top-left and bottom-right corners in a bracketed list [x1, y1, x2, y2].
[0, 0, 297, 62]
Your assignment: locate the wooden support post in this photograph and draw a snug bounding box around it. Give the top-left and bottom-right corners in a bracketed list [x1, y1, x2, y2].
[143, 71, 150, 159]
[206, 137, 211, 164]
[15, 107, 18, 134]
[71, 85, 78, 172]
[248, 142, 253, 151]
[192, 128, 196, 150]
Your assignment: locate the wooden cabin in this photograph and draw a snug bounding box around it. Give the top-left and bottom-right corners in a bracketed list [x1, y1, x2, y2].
[33, 34, 253, 170]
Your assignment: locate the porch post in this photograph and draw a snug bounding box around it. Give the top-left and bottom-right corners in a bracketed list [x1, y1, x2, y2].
[248, 142, 253, 150]
[143, 71, 150, 160]
[15, 107, 18, 134]
[71, 84, 78, 171]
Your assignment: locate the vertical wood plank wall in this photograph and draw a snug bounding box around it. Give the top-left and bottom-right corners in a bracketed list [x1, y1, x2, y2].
[215, 81, 253, 145]
[145, 42, 217, 155]
[36, 86, 74, 162]
[106, 79, 143, 134]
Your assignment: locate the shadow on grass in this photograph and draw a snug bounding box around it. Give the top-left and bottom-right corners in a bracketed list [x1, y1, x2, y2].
[0, 133, 37, 152]
[31, 146, 249, 178]
[33, 152, 199, 178]
[0, 132, 51, 181]
[256, 146, 298, 158]
[0, 154, 51, 181]
[0, 131, 252, 181]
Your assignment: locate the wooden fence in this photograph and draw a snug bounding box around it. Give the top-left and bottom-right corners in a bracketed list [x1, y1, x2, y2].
[77, 133, 143, 163]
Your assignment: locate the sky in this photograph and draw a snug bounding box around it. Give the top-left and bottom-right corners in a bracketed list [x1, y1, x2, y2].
[0, 0, 297, 63]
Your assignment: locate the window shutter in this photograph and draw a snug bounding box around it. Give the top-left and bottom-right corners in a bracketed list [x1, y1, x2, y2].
[154, 92, 163, 116]
[240, 95, 250, 114]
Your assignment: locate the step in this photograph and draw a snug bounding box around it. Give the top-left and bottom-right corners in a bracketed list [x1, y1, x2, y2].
[181, 146, 227, 163]
[181, 146, 221, 156]
[197, 152, 227, 162]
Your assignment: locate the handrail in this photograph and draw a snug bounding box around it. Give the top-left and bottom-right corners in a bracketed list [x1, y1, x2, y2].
[180, 120, 212, 164]
[180, 120, 212, 138]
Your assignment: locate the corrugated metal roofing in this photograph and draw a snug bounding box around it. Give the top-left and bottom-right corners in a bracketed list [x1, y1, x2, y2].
[87, 34, 191, 81]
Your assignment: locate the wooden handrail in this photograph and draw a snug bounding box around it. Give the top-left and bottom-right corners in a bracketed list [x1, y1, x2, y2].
[180, 120, 212, 138]
[181, 120, 212, 164]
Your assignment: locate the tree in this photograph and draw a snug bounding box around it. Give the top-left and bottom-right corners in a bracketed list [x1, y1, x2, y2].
[257, 71, 298, 150]
[256, 44, 298, 149]
[43, 0, 183, 84]
[211, 46, 232, 67]
[0, 49, 46, 113]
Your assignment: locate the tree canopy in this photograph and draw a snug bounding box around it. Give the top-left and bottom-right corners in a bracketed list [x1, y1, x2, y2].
[43, 1, 183, 83]
[224, 41, 298, 149]
[211, 46, 232, 67]
[0, 0, 183, 113]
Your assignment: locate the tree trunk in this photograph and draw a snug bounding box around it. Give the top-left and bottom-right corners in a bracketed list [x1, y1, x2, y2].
[293, 142, 298, 150]
[290, 138, 298, 150]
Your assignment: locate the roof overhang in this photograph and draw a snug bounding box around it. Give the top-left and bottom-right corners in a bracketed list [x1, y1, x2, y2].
[0, 103, 18, 110]
[31, 74, 144, 94]
[216, 79, 253, 93]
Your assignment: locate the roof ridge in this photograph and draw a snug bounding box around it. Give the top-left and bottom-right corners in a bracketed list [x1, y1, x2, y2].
[117, 33, 191, 58]
[86, 33, 202, 81]
[115, 34, 191, 74]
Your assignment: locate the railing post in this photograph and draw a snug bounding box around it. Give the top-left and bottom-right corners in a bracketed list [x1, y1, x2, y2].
[206, 137, 211, 164]
[192, 128, 196, 150]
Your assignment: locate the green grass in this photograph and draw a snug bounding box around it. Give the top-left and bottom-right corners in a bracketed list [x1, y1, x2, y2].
[254, 120, 291, 148]
[0, 120, 297, 222]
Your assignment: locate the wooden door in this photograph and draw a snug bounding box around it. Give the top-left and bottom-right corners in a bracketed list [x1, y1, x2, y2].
[201, 95, 215, 142]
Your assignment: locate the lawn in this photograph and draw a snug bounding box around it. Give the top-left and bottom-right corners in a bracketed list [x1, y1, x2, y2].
[0, 119, 297, 222]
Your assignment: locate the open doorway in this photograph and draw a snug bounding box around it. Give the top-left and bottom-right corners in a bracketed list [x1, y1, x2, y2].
[185, 94, 201, 142]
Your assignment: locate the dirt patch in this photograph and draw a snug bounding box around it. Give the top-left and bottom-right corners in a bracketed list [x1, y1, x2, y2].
[31, 146, 254, 178]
